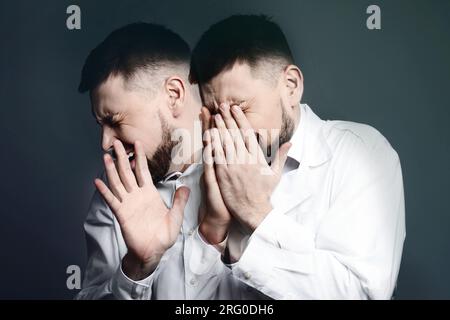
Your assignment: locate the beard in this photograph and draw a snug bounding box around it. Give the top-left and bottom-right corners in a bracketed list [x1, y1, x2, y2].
[257, 100, 295, 163]
[278, 101, 296, 147]
[147, 114, 177, 184]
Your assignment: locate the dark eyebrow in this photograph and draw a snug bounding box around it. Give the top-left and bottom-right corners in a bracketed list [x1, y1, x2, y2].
[91, 107, 119, 125]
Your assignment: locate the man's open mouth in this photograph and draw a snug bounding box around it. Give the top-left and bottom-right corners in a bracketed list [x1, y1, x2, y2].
[127, 151, 135, 161]
[108, 149, 135, 161]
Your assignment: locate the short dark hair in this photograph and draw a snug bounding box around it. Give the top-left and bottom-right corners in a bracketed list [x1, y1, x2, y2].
[189, 15, 294, 84]
[78, 22, 191, 93]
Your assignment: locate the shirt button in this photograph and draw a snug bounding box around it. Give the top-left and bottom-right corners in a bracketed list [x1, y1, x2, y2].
[243, 272, 251, 280]
[189, 277, 198, 286]
[188, 229, 194, 236]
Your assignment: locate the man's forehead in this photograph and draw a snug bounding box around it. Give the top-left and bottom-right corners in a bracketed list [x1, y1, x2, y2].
[213, 63, 253, 86]
[202, 75, 253, 106]
[90, 93, 118, 118]
[90, 76, 129, 117]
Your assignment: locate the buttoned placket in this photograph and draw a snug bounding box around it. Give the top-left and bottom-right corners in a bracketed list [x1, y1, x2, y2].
[165, 171, 199, 298]
[175, 175, 199, 298]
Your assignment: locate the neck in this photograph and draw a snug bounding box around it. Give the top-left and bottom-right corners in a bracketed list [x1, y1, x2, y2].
[293, 102, 301, 133]
[168, 94, 203, 174]
[170, 133, 202, 173]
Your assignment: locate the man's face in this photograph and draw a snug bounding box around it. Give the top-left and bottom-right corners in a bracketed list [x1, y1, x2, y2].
[200, 62, 296, 158]
[91, 74, 176, 183]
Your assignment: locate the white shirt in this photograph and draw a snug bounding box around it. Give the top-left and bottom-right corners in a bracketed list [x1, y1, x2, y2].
[76, 104, 405, 300]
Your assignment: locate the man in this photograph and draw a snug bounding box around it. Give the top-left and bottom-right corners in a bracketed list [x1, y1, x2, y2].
[78, 16, 405, 300]
[76, 22, 205, 299]
[76, 22, 282, 300]
[189, 15, 406, 299]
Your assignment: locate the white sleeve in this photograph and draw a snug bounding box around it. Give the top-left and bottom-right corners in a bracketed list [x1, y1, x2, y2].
[76, 178, 230, 300]
[226, 133, 406, 300]
[75, 186, 155, 300]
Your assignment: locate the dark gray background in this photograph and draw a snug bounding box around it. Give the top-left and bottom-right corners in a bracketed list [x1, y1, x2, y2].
[0, 0, 449, 299]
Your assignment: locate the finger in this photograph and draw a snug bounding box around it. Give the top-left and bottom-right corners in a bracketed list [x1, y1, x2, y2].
[134, 140, 152, 187]
[219, 103, 239, 130]
[214, 113, 236, 163]
[219, 103, 246, 151]
[210, 128, 227, 168]
[201, 107, 213, 149]
[271, 142, 292, 175]
[203, 130, 219, 188]
[168, 186, 190, 230]
[254, 129, 271, 166]
[201, 107, 212, 135]
[94, 178, 121, 212]
[230, 104, 260, 155]
[104, 153, 127, 200]
[113, 140, 138, 192]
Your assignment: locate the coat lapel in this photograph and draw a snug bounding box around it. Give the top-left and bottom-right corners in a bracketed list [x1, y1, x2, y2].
[271, 104, 331, 215]
[271, 163, 313, 215]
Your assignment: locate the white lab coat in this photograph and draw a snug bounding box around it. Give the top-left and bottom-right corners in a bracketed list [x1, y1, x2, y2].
[76, 104, 405, 300]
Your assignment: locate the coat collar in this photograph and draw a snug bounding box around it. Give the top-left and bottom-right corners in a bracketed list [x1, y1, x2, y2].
[271, 104, 331, 215]
[287, 103, 332, 168]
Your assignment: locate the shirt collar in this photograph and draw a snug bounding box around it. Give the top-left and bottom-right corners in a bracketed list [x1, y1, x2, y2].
[161, 163, 202, 184]
[287, 103, 332, 167]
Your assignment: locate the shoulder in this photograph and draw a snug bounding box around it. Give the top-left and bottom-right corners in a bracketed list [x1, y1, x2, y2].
[320, 120, 401, 189]
[323, 120, 399, 163]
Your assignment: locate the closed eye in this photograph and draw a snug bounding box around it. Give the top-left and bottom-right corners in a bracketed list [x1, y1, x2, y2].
[98, 114, 122, 127]
[238, 99, 253, 112]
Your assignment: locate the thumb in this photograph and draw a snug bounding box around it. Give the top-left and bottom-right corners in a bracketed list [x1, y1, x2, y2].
[169, 186, 191, 227]
[271, 142, 292, 175]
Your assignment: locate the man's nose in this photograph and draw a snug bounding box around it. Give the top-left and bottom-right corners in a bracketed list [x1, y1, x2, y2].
[101, 126, 117, 152]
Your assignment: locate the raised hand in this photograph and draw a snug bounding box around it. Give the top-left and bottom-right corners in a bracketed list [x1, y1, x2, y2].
[198, 107, 232, 244]
[210, 103, 291, 231]
[94, 140, 190, 280]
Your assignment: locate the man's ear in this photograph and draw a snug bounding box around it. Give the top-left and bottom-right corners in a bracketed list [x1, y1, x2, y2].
[164, 76, 186, 118]
[282, 65, 304, 106]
